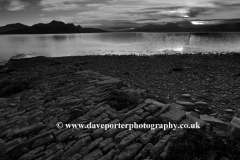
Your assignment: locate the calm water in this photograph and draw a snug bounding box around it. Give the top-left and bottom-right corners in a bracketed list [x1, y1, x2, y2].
[1, 32, 240, 62]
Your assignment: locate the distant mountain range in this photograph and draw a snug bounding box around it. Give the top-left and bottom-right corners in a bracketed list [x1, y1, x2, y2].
[0, 20, 107, 34]
[1, 20, 240, 34]
[126, 20, 240, 32]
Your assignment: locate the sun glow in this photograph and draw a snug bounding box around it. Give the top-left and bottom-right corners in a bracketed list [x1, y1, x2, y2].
[191, 21, 206, 25]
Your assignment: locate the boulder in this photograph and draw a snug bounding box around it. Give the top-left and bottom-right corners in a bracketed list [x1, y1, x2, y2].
[228, 116, 240, 139]
[145, 99, 165, 107]
[180, 114, 207, 130]
[200, 114, 228, 132]
[176, 101, 196, 111]
[186, 111, 200, 119]
[179, 94, 192, 102]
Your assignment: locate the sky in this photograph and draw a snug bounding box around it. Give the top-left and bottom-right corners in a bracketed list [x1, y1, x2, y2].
[1, 0, 240, 30]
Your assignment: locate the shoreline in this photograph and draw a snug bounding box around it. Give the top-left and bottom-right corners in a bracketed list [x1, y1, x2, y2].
[1, 53, 240, 122]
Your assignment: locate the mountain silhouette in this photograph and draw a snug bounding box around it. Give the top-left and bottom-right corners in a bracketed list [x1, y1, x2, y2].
[0, 20, 107, 34]
[127, 20, 240, 32]
[0, 23, 29, 33]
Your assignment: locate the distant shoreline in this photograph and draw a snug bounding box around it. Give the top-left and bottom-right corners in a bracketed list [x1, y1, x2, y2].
[2, 31, 240, 35]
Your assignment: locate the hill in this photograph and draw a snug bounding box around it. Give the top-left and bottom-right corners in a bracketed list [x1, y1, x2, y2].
[0, 20, 107, 34]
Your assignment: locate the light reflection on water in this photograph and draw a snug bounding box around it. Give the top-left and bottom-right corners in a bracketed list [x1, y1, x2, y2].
[0, 32, 240, 61]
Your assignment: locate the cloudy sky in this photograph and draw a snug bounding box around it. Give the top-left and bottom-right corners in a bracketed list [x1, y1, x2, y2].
[0, 0, 240, 30]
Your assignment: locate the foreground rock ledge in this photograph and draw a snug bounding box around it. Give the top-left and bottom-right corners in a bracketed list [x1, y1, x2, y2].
[0, 60, 239, 160]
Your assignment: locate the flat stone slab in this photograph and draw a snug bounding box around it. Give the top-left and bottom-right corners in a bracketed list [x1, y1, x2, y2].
[159, 104, 186, 123]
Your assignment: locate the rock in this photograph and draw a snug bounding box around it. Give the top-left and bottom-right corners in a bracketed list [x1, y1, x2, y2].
[61, 136, 91, 159]
[149, 134, 171, 159]
[139, 130, 157, 145]
[122, 114, 142, 124]
[114, 130, 132, 143]
[32, 134, 54, 148]
[225, 109, 234, 114]
[144, 104, 161, 114]
[92, 113, 108, 124]
[200, 114, 228, 131]
[160, 141, 171, 160]
[90, 105, 110, 118]
[125, 89, 146, 99]
[70, 154, 82, 160]
[0, 140, 7, 156]
[180, 94, 192, 101]
[228, 116, 240, 139]
[153, 104, 171, 118]
[119, 131, 142, 149]
[210, 113, 218, 117]
[194, 102, 209, 112]
[46, 149, 63, 160]
[176, 101, 196, 111]
[180, 114, 207, 130]
[8, 122, 44, 137]
[102, 142, 116, 153]
[135, 109, 144, 115]
[99, 138, 113, 149]
[159, 104, 186, 123]
[108, 119, 120, 124]
[118, 143, 142, 160]
[102, 128, 117, 138]
[19, 146, 44, 160]
[91, 128, 105, 139]
[113, 154, 118, 160]
[82, 149, 103, 160]
[134, 143, 153, 160]
[96, 78, 124, 89]
[80, 137, 103, 156]
[145, 99, 165, 107]
[213, 127, 228, 137]
[186, 111, 200, 119]
[56, 130, 75, 142]
[98, 149, 116, 160]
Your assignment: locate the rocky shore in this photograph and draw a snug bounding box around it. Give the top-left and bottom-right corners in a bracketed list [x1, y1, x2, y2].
[0, 54, 240, 160]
